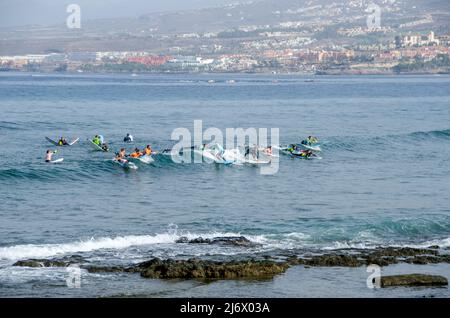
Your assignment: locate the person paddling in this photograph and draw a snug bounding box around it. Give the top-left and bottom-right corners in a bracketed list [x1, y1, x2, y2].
[129, 148, 142, 158]
[299, 150, 313, 158]
[92, 135, 101, 146]
[143, 145, 152, 156]
[58, 137, 68, 146]
[115, 148, 128, 163]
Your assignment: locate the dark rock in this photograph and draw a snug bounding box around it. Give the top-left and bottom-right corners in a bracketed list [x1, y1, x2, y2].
[364, 256, 398, 267]
[175, 236, 254, 247]
[381, 274, 448, 288]
[84, 266, 136, 273]
[13, 259, 70, 268]
[368, 247, 438, 258]
[191, 237, 211, 244]
[428, 245, 440, 249]
[298, 254, 363, 267]
[211, 236, 253, 247]
[175, 236, 210, 244]
[405, 256, 443, 265]
[175, 236, 189, 243]
[136, 258, 289, 279]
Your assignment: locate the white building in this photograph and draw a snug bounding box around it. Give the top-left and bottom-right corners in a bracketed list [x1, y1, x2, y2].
[403, 31, 440, 47]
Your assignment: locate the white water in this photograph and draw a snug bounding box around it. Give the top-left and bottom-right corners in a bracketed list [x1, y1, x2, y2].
[1, 230, 448, 262]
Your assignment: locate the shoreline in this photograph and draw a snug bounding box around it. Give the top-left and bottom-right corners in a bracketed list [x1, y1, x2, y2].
[11, 243, 450, 277]
[5, 244, 450, 297]
[1, 69, 450, 76]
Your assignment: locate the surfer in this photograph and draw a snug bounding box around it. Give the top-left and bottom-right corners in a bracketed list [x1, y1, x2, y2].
[243, 145, 258, 159]
[101, 143, 109, 152]
[129, 148, 142, 158]
[299, 150, 313, 158]
[262, 146, 272, 156]
[58, 137, 68, 146]
[115, 148, 128, 163]
[92, 135, 101, 146]
[286, 144, 297, 153]
[45, 150, 57, 162]
[302, 136, 318, 146]
[124, 133, 134, 143]
[143, 145, 153, 156]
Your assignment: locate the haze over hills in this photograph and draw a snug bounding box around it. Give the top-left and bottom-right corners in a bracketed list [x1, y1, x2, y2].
[0, 0, 449, 55]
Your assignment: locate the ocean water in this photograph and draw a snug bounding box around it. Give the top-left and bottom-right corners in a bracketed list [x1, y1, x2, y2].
[0, 73, 449, 297]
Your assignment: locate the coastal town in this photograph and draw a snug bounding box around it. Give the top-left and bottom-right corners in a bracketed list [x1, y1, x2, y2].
[2, 31, 449, 75]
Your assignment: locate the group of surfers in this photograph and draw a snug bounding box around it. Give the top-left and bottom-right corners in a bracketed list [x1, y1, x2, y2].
[115, 145, 153, 163]
[286, 136, 319, 158]
[45, 133, 151, 163]
[46, 134, 319, 162]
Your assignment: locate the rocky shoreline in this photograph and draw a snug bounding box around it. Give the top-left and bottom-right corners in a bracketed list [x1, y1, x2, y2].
[12, 237, 450, 287]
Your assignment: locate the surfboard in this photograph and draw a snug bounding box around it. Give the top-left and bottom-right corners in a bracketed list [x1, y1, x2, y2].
[69, 138, 80, 146]
[290, 153, 322, 160]
[243, 157, 271, 164]
[297, 143, 321, 152]
[113, 159, 138, 170]
[87, 139, 108, 152]
[128, 155, 154, 164]
[45, 137, 79, 147]
[50, 158, 64, 163]
[138, 155, 154, 164]
[202, 149, 232, 164]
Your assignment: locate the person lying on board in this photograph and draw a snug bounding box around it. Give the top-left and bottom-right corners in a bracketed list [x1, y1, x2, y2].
[58, 137, 68, 146]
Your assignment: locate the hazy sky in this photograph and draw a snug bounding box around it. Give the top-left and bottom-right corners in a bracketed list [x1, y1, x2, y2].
[0, 0, 241, 27]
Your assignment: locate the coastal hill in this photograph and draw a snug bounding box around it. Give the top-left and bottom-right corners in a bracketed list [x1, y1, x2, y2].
[0, 0, 449, 55]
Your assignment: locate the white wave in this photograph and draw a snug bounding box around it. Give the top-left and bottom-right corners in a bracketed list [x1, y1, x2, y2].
[2, 230, 446, 262]
[396, 236, 450, 249]
[0, 231, 265, 261]
[322, 236, 450, 251]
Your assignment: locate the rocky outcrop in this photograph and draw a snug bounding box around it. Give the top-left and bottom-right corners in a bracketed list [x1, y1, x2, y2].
[13, 259, 69, 268]
[83, 258, 288, 279]
[138, 258, 288, 279]
[286, 247, 446, 268]
[291, 254, 364, 267]
[381, 274, 448, 287]
[12, 255, 85, 268]
[175, 236, 254, 247]
[12, 246, 450, 282]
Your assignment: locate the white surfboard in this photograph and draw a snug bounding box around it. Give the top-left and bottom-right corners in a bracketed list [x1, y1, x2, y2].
[202, 149, 233, 164]
[298, 143, 321, 152]
[50, 158, 64, 163]
[69, 138, 80, 146]
[138, 155, 154, 164]
[113, 159, 138, 170]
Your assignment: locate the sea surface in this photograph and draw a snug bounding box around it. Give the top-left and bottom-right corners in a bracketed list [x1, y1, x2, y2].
[0, 73, 449, 297]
